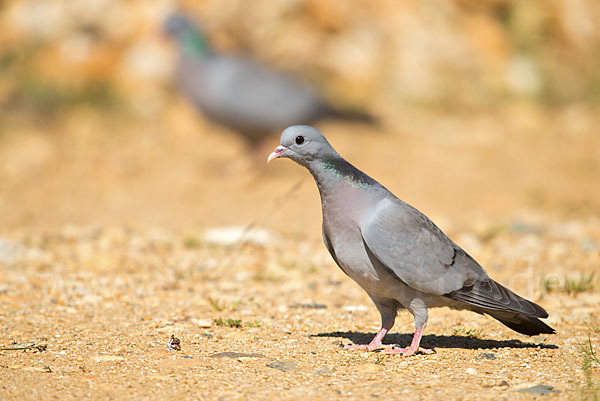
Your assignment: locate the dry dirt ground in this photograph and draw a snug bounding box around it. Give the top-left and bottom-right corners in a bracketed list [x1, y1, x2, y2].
[1, 104, 600, 400]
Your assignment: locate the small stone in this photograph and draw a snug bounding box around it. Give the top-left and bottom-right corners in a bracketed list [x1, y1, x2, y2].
[516, 385, 559, 395]
[466, 368, 477, 375]
[313, 367, 332, 376]
[267, 360, 297, 372]
[194, 319, 213, 328]
[475, 352, 497, 360]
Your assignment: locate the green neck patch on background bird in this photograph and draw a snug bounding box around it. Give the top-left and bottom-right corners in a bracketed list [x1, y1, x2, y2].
[179, 31, 209, 56]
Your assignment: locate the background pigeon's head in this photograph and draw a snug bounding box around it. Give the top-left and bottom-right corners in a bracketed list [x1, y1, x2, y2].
[268, 125, 339, 167]
[163, 13, 209, 55]
[163, 14, 195, 37]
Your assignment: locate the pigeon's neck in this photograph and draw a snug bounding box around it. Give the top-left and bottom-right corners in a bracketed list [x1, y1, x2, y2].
[309, 157, 378, 196]
[179, 31, 210, 57]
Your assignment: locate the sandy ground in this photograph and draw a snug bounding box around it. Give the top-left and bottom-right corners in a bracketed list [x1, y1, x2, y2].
[1, 103, 600, 400]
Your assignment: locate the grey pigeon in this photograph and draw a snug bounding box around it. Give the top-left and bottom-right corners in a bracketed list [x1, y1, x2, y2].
[268, 126, 554, 356]
[163, 13, 374, 144]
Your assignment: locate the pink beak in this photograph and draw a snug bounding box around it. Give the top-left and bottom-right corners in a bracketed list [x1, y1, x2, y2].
[267, 146, 288, 163]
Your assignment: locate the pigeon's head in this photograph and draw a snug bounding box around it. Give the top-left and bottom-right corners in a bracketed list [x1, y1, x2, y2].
[163, 13, 209, 55]
[163, 13, 196, 37]
[268, 125, 338, 167]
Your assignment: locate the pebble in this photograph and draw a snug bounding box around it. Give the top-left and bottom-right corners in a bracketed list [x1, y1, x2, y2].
[475, 352, 497, 360]
[313, 367, 332, 376]
[267, 361, 297, 372]
[516, 384, 559, 395]
[466, 368, 478, 375]
[193, 319, 213, 328]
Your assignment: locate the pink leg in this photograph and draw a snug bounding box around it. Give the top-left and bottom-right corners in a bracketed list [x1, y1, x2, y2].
[381, 322, 434, 356]
[344, 327, 396, 351]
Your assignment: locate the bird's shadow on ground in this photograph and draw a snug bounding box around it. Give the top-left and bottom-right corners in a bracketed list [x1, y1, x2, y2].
[312, 331, 558, 350]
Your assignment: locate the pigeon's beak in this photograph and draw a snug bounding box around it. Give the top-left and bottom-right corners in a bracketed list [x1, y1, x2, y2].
[267, 146, 288, 163]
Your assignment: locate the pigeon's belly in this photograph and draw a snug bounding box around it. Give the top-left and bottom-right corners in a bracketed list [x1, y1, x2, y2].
[325, 220, 407, 299]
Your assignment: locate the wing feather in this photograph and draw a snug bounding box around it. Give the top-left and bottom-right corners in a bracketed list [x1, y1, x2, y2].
[361, 197, 549, 318]
[360, 197, 488, 296]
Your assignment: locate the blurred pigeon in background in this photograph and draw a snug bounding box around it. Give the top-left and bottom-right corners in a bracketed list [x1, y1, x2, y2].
[268, 125, 554, 356]
[164, 13, 375, 146]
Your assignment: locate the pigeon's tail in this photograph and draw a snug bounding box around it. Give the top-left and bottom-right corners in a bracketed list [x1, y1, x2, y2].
[445, 279, 555, 336]
[325, 107, 378, 125]
[487, 311, 555, 335]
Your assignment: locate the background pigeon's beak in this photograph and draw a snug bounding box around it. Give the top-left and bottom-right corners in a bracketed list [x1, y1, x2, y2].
[267, 146, 288, 163]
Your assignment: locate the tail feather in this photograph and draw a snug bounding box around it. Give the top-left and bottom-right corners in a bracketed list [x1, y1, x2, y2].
[446, 279, 548, 317]
[445, 279, 555, 336]
[488, 311, 555, 335]
[325, 107, 378, 125]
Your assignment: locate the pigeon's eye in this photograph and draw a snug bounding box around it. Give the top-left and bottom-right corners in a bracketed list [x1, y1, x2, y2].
[295, 135, 305, 145]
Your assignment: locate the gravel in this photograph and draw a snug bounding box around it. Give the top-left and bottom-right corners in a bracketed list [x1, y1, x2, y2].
[0, 223, 598, 399]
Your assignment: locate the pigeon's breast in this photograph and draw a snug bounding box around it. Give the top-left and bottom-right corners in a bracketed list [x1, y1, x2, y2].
[321, 189, 406, 297]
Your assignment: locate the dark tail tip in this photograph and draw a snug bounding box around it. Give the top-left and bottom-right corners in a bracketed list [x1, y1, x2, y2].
[493, 314, 555, 336]
[326, 107, 379, 125]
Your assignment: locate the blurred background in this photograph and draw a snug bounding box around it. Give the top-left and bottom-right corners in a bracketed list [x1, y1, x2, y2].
[0, 0, 599, 240]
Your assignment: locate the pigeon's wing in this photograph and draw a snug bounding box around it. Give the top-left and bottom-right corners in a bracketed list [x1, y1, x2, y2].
[360, 197, 489, 296]
[200, 56, 324, 126]
[360, 197, 549, 317]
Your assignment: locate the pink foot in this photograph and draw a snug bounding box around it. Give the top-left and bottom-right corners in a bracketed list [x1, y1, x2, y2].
[343, 327, 391, 352]
[378, 323, 434, 356]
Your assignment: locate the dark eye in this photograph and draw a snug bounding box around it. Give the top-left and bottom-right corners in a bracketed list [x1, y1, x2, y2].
[295, 136, 305, 145]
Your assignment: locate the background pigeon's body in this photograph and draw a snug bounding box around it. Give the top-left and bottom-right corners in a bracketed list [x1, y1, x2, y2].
[177, 53, 328, 139]
[164, 14, 374, 144]
[269, 126, 554, 355]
